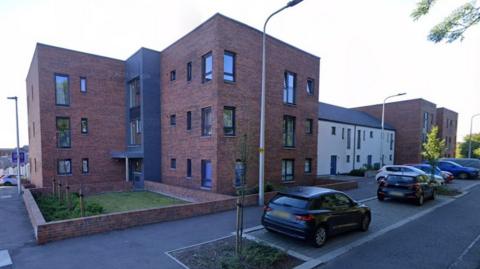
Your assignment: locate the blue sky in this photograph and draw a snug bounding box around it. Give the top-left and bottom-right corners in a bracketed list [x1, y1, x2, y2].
[0, 0, 479, 148]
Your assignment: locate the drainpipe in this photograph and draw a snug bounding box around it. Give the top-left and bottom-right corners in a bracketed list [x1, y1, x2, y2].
[352, 126, 357, 170]
[125, 157, 129, 182]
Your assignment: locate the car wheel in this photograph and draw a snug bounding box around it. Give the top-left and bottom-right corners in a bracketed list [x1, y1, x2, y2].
[458, 173, 469, 180]
[417, 194, 425, 206]
[360, 215, 370, 232]
[311, 226, 327, 248]
[377, 194, 384, 201]
[4, 182, 12, 186]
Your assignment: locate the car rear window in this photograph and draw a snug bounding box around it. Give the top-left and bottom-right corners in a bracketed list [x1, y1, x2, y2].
[387, 175, 416, 183]
[271, 195, 309, 209]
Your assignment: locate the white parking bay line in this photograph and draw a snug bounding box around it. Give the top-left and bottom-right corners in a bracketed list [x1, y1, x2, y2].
[447, 231, 480, 269]
[0, 195, 12, 199]
[358, 196, 377, 203]
[295, 198, 456, 269]
[0, 250, 12, 268]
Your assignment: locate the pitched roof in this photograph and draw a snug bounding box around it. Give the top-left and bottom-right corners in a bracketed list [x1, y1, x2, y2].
[318, 102, 395, 130]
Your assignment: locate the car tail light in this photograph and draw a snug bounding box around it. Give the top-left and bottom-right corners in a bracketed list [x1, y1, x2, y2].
[264, 205, 272, 212]
[296, 214, 314, 222]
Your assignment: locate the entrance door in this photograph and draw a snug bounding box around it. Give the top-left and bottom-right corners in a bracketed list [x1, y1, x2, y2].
[330, 155, 337, 175]
[130, 159, 143, 189]
[201, 160, 212, 188]
[367, 155, 372, 167]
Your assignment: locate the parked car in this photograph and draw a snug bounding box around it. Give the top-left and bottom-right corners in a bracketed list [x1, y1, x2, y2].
[377, 174, 435, 206]
[375, 165, 444, 185]
[407, 164, 450, 184]
[437, 161, 479, 179]
[262, 186, 371, 247]
[0, 175, 17, 186]
[440, 158, 480, 170]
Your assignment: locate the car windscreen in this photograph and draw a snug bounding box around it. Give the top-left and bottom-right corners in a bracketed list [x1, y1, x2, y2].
[386, 175, 416, 183]
[271, 195, 309, 209]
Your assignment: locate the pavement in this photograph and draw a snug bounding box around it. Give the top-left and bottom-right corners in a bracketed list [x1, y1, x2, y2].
[0, 179, 479, 269]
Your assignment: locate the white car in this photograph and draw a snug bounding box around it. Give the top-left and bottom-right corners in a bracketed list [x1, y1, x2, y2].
[376, 165, 445, 185]
[0, 175, 18, 186]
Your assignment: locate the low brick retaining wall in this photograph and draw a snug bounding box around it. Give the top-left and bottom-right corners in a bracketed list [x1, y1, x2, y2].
[144, 181, 233, 202]
[316, 179, 358, 191]
[23, 187, 277, 244]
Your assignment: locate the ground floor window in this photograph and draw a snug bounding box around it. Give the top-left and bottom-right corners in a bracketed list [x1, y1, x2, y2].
[201, 160, 212, 188]
[304, 158, 312, 173]
[171, 158, 176, 169]
[187, 159, 192, 178]
[282, 159, 294, 181]
[57, 159, 72, 175]
[82, 158, 89, 174]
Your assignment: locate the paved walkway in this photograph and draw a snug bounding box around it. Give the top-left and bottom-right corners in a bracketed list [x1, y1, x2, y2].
[0, 187, 36, 268]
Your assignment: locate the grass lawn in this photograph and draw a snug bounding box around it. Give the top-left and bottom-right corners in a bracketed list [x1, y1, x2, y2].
[85, 191, 186, 213]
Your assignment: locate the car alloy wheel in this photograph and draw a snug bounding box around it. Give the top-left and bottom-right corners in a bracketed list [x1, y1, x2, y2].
[361, 215, 370, 232]
[313, 227, 327, 247]
[459, 173, 468, 180]
[417, 194, 424, 206]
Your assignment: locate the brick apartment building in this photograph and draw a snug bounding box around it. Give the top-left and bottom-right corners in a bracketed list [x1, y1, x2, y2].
[354, 98, 458, 164]
[26, 13, 319, 194]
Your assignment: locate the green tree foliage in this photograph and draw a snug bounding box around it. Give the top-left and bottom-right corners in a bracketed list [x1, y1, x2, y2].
[422, 126, 446, 179]
[412, 0, 480, 42]
[457, 133, 480, 158]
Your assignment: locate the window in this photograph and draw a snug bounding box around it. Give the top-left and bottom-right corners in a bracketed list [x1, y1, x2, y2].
[283, 71, 296, 104]
[224, 51, 235, 82]
[201, 107, 212, 136]
[187, 62, 192, 81]
[347, 128, 351, 149]
[55, 74, 69, 106]
[389, 155, 392, 161]
[187, 111, 192, 130]
[33, 122, 35, 137]
[81, 118, 88, 134]
[56, 117, 71, 148]
[202, 52, 212, 82]
[82, 158, 89, 174]
[390, 133, 394, 150]
[223, 107, 235, 136]
[170, 115, 176, 126]
[357, 130, 361, 149]
[57, 159, 72, 175]
[423, 112, 429, 131]
[304, 158, 312, 173]
[282, 159, 294, 181]
[235, 160, 244, 187]
[80, 77, 87, 93]
[201, 160, 212, 188]
[370, 131, 373, 138]
[305, 119, 313, 134]
[363, 130, 366, 141]
[283, 116, 296, 147]
[346, 155, 350, 163]
[170, 70, 176, 81]
[187, 159, 192, 178]
[170, 159, 176, 169]
[342, 128, 345, 139]
[129, 78, 141, 108]
[331, 126, 336, 135]
[129, 119, 142, 145]
[306, 79, 314, 95]
[356, 155, 360, 162]
[31, 85, 34, 100]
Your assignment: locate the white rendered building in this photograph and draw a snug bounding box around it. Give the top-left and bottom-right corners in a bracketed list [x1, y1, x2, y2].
[317, 102, 396, 175]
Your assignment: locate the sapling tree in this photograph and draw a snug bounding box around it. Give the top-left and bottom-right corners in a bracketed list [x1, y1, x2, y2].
[422, 126, 446, 180]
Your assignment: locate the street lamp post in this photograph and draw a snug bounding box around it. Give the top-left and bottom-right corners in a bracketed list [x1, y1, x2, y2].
[468, 113, 480, 158]
[380, 93, 406, 167]
[259, 0, 303, 206]
[7, 96, 21, 195]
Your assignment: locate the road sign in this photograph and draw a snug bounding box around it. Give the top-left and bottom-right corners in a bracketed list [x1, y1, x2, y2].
[11, 152, 25, 164]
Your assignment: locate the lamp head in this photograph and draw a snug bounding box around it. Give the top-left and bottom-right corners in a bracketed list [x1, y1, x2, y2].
[287, 0, 303, 7]
[397, 93, 406, 96]
[7, 96, 17, 100]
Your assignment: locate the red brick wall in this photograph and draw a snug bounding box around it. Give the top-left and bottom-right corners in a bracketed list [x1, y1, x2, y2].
[27, 44, 126, 189]
[436, 108, 458, 157]
[355, 99, 437, 164]
[160, 14, 319, 194]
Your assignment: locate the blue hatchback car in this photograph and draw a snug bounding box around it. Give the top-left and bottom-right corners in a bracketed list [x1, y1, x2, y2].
[437, 161, 479, 179]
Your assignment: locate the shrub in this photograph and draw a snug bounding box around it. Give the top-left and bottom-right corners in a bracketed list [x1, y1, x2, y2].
[34, 193, 104, 221]
[349, 168, 366, 177]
